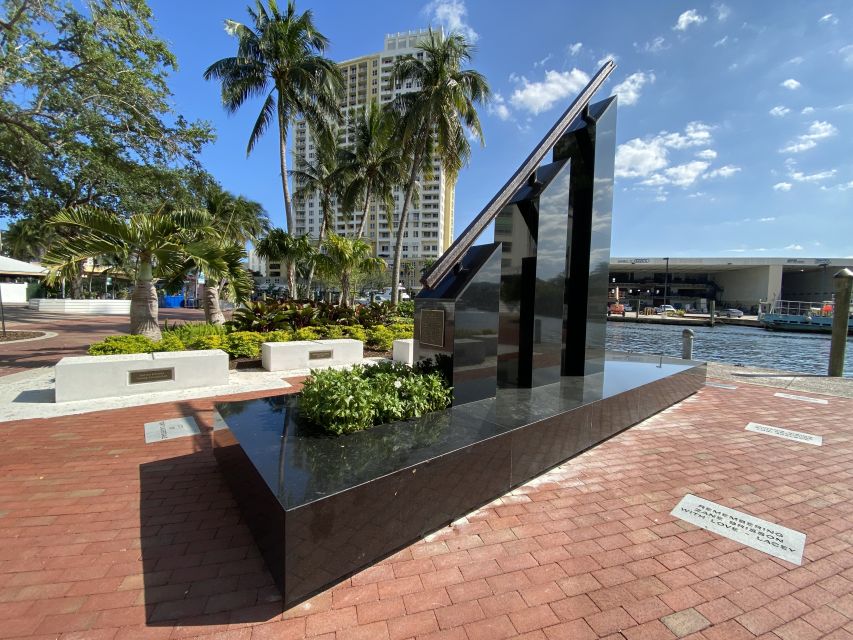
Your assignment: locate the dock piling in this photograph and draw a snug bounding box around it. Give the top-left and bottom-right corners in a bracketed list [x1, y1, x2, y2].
[682, 328, 695, 360]
[828, 268, 853, 377]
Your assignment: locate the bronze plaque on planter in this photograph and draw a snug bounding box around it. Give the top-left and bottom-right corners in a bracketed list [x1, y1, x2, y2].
[309, 350, 333, 360]
[420, 309, 445, 348]
[129, 368, 174, 384]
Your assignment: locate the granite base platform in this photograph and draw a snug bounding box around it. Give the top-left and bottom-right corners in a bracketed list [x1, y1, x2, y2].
[213, 351, 706, 607]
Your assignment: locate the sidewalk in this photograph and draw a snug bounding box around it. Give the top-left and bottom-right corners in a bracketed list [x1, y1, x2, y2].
[0, 378, 851, 639]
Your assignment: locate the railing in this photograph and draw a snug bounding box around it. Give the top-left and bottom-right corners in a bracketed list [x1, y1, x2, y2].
[420, 60, 616, 289]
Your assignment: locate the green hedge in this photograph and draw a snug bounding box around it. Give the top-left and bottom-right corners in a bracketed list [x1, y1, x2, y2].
[300, 362, 451, 435]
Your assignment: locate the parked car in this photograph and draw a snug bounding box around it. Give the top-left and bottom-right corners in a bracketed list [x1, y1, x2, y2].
[655, 304, 677, 314]
[717, 308, 744, 318]
[622, 304, 633, 312]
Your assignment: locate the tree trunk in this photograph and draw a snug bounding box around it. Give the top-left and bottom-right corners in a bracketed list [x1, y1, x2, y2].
[391, 159, 420, 307]
[70, 259, 85, 299]
[340, 270, 350, 308]
[204, 282, 226, 325]
[276, 97, 297, 299]
[130, 262, 160, 340]
[355, 189, 372, 239]
[305, 211, 328, 301]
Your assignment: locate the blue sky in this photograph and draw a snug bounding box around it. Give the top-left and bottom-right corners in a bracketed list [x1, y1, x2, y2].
[146, 0, 853, 258]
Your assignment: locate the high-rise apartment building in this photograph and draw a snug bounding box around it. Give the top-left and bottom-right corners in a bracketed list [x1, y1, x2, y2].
[291, 28, 454, 290]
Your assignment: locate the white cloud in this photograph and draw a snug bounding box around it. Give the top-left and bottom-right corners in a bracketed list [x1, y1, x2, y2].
[707, 165, 741, 179]
[674, 9, 707, 31]
[665, 161, 710, 186]
[841, 45, 853, 67]
[642, 36, 667, 53]
[696, 149, 717, 160]
[788, 56, 804, 64]
[509, 68, 590, 115]
[780, 120, 838, 153]
[790, 168, 837, 182]
[713, 36, 728, 47]
[819, 13, 838, 25]
[781, 78, 801, 90]
[533, 53, 552, 68]
[785, 244, 804, 250]
[661, 121, 714, 149]
[567, 42, 582, 56]
[714, 3, 731, 21]
[769, 106, 790, 117]
[836, 181, 853, 191]
[487, 92, 510, 121]
[801, 106, 815, 114]
[612, 72, 655, 107]
[616, 138, 669, 178]
[596, 52, 618, 67]
[773, 182, 792, 191]
[758, 217, 775, 222]
[424, 0, 478, 42]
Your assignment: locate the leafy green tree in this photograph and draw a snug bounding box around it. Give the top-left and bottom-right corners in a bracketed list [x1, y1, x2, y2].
[42, 207, 252, 339]
[1, 216, 57, 261]
[340, 100, 403, 239]
[255, 228, 315, 298]
[204, 0, 342, 251]
[203, 185, 269, 323]
[389, 30, 489, 305]
[314, 233, 384, 307]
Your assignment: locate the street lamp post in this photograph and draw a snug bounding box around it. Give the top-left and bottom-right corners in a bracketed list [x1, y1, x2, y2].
[664, 257, 670, 308]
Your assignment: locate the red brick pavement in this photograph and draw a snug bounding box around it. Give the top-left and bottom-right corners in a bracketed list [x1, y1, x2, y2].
[0, 307, 208, 377]
[0, 379, 852, 639]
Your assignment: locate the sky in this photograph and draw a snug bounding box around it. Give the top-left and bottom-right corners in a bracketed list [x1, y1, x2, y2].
[141, 1, 853, 258]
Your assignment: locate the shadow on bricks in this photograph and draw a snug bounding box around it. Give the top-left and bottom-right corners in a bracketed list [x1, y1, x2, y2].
[139, 448, 283, 626]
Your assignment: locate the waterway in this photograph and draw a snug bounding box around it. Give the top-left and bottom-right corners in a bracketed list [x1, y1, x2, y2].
[606, 321, 853, 377]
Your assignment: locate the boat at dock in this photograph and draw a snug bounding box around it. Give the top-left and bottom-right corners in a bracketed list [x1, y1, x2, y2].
[760, 299, 853, 334]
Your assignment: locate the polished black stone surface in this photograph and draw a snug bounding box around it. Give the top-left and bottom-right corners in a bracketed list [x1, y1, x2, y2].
[214, 352, 705, 607]
[555, 96, 617, 376]
[416, 243, 502, 405]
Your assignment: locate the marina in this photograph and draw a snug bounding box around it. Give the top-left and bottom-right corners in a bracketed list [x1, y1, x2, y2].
[606, 320, 853, 376]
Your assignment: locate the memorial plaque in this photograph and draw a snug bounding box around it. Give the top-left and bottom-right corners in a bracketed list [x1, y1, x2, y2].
[129, 368, 174, 384]
[672, 494, 805, 564]
[705, 382, 737, 390]
[419, 309, 445, 348]
[144, 416, 200, 444]
[745, 422, 822, 446]
[308, 350, 333, 360]
[774, 392, 828, 405]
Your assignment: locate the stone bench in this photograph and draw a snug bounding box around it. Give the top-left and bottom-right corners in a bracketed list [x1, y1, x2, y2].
[55, 349, 229, 402]
[261, 339, 363, 372]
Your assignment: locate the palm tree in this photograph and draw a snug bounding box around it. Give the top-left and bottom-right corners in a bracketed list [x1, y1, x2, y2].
[341, 100, 403, 239]
[204, 0, 343, 298]
[204, 187, 270, 324]
[314, 233, 384, 307]
[42, 207, 253, 340]
[1, 217, 57, 262]
[255, 228, 314, 298]
[389, 30, 489, 305]
[289, 127, 347, 288]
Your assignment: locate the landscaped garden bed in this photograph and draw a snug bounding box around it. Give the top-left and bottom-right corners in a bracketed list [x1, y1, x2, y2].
[0, 330, 47, 342]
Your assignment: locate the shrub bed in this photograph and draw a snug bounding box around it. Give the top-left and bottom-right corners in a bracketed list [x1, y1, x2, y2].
[299, 362, 451, 435]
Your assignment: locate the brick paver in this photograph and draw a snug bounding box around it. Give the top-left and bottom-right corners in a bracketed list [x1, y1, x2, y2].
[0, 379, 851, 639]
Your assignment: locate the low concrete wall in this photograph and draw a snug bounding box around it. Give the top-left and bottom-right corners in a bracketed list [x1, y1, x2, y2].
[0, 282, 27, 303]
[55, 349, 229, 402]
[262, 339, 363, 372]
[29, 298, 131, 315]
[392, 339, 414, 366]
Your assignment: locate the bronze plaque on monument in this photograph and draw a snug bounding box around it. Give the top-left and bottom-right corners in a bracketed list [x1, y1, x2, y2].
[309, 350, 333, 360]
[129, 368, 174, 384]
[419, 309, 446, 348]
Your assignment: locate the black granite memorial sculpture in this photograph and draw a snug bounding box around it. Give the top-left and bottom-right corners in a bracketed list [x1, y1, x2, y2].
[213, 61, 707, 609]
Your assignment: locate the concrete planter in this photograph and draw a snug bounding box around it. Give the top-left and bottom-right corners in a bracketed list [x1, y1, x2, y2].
[29, 298, 131, 315]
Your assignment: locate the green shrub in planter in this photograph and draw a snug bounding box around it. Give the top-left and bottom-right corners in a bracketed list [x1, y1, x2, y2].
[225, 331, 265, 359]
[293, 327, 323, 341]
[152, 334, 185, 352]
[366, 325, 395, 351]
[396, 299, 415, 319]
[300, 362, 452, 435]
[300, 367, 377, 434]
[341, 325, 367, 342]
[186, 335, 226, 351]
[162, 321, 226, 344]
[319, 325, 345, 339]
[388, 322, 414, 340]
[88, 335, 154, 355]
[265, 329, 293, 343]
